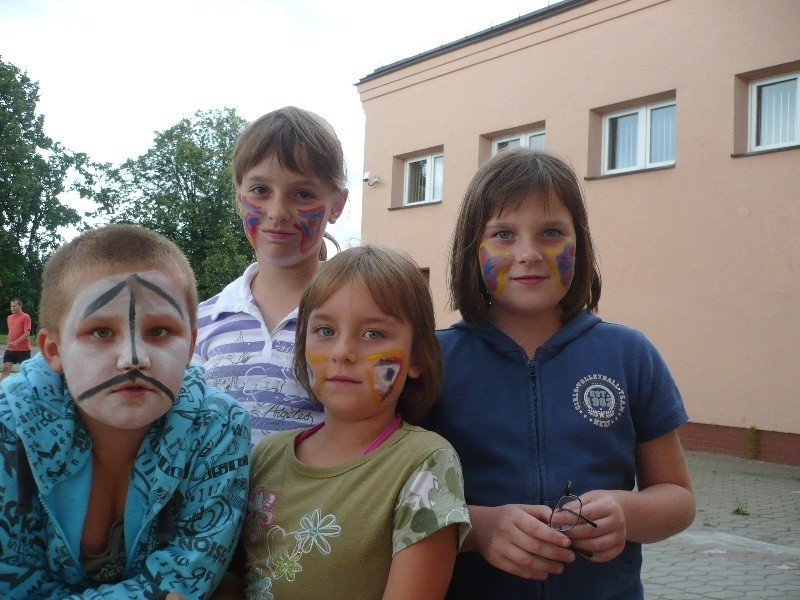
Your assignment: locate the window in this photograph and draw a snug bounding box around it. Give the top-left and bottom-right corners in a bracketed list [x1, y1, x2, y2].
[493, 129, 546, 154]
[602, 101, 675, 174]
[750, 72, 798, 151]
[404, 153, 443, 205]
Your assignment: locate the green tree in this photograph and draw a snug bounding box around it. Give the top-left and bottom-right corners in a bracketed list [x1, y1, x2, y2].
[88, 108, 252, 300]
[0, 56, 87, 325]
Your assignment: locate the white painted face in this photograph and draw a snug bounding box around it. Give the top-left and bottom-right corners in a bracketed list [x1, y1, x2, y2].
[42, 269, 194, 431]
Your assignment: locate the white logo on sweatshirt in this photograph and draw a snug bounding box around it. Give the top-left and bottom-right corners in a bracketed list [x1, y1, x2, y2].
[572, 374, 626, 428]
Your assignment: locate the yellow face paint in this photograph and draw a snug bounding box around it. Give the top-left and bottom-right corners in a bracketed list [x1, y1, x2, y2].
[306, 352, 328, 397]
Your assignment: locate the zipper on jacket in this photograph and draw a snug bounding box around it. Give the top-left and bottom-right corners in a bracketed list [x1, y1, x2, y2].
[528, 354, 545, 505]
[529, 353, 548, 600]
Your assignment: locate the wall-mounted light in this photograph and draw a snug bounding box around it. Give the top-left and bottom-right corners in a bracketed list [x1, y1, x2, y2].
[362, 171, 380, 186]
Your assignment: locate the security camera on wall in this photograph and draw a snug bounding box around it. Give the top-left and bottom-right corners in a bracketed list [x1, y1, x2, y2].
[362, 172, 380, 186]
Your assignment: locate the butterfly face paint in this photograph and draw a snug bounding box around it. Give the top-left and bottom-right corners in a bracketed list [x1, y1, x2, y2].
[554, 242, 576, 290]
[238, 194, 263, 248]
[307, 350, 405, 406]
[51, 269, 193, 431]
[479, 242, 513, 294]
[295, 205, 327, 253]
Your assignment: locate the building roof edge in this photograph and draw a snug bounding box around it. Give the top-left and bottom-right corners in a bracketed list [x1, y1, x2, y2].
[355, 0, 593, 86]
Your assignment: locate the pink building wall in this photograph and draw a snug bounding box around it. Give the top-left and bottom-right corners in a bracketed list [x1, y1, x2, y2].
[357, 0, 800, 448]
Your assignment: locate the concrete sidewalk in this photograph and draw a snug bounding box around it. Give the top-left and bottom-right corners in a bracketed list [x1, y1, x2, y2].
[642, 450, 800, 599]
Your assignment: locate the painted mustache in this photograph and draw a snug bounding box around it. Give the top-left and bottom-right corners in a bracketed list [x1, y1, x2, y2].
[75, 370, 176, 403]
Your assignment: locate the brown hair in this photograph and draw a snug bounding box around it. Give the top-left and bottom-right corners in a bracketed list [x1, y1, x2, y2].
[294, 244, 442, 423]
[40, 224, 198, 335]
[231, 106, 346, 259]
[449, 148, 601, 324]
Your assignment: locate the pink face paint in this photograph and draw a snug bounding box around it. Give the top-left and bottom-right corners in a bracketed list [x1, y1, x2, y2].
[238, 195, 263, 248]
[479, 243, 513, 293]
[294, 205, 326, 253]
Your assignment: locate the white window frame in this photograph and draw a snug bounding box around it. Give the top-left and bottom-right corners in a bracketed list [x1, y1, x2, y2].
[602, 100, 676, 175]
[492, 129, 546, 154]
[403, 152, 443, 206]
[749, 72, 799, 152]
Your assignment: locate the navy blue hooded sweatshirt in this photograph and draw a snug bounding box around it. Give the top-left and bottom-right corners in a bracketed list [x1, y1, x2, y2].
[427, 311, 688, 599]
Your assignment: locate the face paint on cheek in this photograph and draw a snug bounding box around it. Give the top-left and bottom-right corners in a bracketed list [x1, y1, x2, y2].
[238, 195, 263, 247]
[294, 205, 326, 253]
[545, 243, 576, 290]
[306, 352, 328, 397]
[364, 351, 405, 404]
[479, 243, 513, 294]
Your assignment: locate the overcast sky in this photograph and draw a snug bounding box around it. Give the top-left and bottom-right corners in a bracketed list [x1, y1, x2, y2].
[1, 0, 560, 244]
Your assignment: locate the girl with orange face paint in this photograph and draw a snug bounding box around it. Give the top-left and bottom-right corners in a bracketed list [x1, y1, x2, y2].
[233, 245, 471, 600]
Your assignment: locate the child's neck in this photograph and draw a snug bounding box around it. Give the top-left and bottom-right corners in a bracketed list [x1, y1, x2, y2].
[251, 258, 319, 331]
[488, 307, 563, 359]
[295, 413, 400, 468]
[84, 418, 147, 467]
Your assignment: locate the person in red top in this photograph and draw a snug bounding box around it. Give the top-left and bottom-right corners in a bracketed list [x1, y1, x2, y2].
[2, 299, 32, 381]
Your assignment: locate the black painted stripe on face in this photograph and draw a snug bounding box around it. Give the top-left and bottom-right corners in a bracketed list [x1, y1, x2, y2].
[82, 280, 127, 318]
[128, 275, 138, 365]
[134, 273, 184, 319]
[74, 369, 177, 404]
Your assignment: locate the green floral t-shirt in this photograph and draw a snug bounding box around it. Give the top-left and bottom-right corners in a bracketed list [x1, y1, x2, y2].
[243, 424, 470, 600]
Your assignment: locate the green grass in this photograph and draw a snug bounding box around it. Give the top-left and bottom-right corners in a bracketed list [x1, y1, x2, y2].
[731, 500, 750, 516]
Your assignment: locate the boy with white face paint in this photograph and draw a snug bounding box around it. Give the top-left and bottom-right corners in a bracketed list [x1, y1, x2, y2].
[0, 224, 250, 600]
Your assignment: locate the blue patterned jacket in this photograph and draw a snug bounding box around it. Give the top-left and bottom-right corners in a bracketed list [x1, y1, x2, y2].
[0, 354, 250, 599]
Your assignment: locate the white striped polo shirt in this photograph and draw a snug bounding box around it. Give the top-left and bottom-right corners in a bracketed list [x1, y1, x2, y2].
[193, 263, 323, 445]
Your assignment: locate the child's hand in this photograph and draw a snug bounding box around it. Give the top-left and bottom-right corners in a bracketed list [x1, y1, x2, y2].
[165, 594, 186, 600]
[562, 491, 626, 562]
[468, 504, 575, 580]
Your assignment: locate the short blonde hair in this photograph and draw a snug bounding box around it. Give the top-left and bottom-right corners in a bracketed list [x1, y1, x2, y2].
[294, 245, 442, 423]
[40, 224, 198, 335]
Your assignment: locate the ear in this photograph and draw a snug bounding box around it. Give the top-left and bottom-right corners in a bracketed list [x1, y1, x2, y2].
[187, 329, 198, 367]
[37, 329, 64, 373]
[406, 355, 422, 380]
[328, 189, 348, 224]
